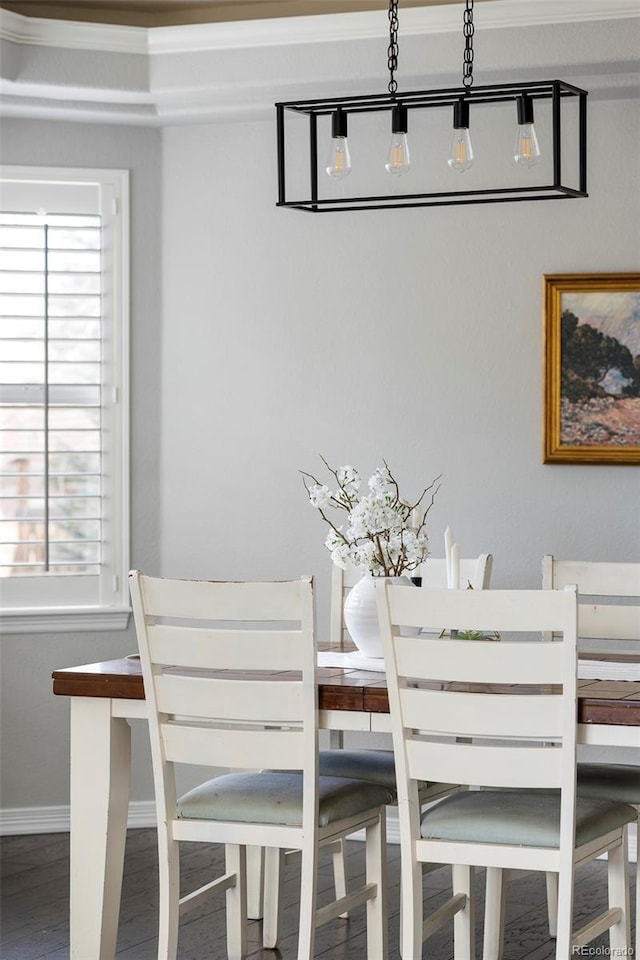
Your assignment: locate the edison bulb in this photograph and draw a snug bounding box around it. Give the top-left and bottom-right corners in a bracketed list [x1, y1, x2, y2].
[514, 92, 541, 167]
[385, 132, 411, 176]
[514, 123, 541, 167]
[448, 97, 473, 173]
[385, 104, 411, 176]
[448, 128, 474, 172]
[326, 108, 351, 180]
[326, 137, 351, 179]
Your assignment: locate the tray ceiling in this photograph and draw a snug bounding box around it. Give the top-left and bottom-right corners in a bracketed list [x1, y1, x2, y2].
[0, 0, 497, 28]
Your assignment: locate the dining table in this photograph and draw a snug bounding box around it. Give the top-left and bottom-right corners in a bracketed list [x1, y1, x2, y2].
[52, 655, 640, 960]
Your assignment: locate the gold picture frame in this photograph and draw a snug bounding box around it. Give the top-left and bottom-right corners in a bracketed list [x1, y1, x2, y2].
[544, 273, 640, 464]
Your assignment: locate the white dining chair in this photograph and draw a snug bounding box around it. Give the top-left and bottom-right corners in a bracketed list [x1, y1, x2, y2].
[320, 553, 493, 916]
[129, 571, 391, 960]
[542, 556, 640, 958]
[378, 581, 634, 960]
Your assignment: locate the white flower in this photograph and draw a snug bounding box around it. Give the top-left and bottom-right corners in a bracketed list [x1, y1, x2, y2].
[367, 465, 392, 494]
[302, 457, 440, 577]
[329, 544, 352, 569]
[336, 466, 362, 493]
[324, 528, 344, 551]
[308, 483, 332, 508]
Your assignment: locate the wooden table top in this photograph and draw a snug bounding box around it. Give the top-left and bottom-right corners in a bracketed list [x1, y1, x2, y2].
[52, 656, 640, 728]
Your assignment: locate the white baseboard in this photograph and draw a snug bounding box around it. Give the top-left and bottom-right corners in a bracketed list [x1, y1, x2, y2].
[0, 801, 157, 836]
[1, 803, 636, 864]
[0, 802, 398, 840]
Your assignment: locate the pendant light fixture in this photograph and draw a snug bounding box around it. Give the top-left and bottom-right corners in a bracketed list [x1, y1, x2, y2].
[276, 0, 587, 213]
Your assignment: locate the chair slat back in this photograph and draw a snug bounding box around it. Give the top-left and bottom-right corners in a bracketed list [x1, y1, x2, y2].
[405, 739, 563, 790]
[395, 635, 564, 685]
[542, 556, 640, 646]
[129, 572, 317, 783]
[378, 584, 578, 793]
[543, 558, 640, 597]
[400, 687, 563, 739]
[417, 554, 493, 590]
[388, 586, 572, 637]
[577, 605, 639, 642]
[139, 575, 307, 621]
[161, 725, 306, 771]
[148, 625, 304, 671]
[155, 674, 304, 723]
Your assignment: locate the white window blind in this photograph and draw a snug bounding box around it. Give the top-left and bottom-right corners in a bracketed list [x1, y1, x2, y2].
[0, 168, 130, 632]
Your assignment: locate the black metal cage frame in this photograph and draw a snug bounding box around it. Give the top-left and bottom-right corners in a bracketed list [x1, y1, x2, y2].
[276, 79, 587, 212]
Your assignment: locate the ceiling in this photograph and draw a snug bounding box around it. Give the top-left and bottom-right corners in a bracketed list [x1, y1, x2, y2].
[0, 0, 490, 28]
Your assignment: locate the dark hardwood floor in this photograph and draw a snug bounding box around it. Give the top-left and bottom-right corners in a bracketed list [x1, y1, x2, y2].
[1, 829, 635, 959]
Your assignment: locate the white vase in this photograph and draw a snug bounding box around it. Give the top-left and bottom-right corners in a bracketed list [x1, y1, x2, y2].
[343, 575, 414, 659]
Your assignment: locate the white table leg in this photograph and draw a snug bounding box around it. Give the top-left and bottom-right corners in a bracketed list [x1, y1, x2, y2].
[70, 697, 131, 960]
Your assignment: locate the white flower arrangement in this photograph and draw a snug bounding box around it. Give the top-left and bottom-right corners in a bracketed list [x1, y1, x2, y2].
[301, 457, 441, 577]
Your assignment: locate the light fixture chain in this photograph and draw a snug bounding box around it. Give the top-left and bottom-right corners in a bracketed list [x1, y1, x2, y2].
[462, 0, 474, 89]
[387, 0, 399, 95]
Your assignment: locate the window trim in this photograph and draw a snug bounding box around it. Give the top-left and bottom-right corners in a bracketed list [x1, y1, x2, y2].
[0, 165, 130, 634]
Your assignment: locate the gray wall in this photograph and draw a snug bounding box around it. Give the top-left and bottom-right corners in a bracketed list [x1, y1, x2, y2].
[1, 89, 639, 815]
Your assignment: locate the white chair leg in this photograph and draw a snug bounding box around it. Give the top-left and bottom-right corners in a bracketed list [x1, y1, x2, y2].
[156, 829, 180, 960]
[452, 863, 475, 960]
[296, 843, 318, 960]
[635, 813, 639, 960]
[262, 847, 284, 949]
[553, 868, 574, 960]
[483, 867, 506, 960]
[331, 839, 349, 918]
[607, 831, 631, 953]
[399, 856, 423, 960]
[225, 844, 247, 960]
[246, 845, 264, 919]
[545, 870, 558, 938]
[365, 812, 388, 960]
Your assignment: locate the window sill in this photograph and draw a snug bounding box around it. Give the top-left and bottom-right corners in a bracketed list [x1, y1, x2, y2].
[0, 606, 131, 635]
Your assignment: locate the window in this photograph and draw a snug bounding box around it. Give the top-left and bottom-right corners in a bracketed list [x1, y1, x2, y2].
[0, 167, 130, 632]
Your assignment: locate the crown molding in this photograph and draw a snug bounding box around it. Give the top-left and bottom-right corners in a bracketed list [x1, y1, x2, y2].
[149, 1, 640, 54]
[0, 6, 148, 52]
[2, 1, 639, 56]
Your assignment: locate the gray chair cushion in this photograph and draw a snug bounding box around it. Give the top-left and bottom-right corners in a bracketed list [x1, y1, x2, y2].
[319, 749, 398, 791]
[318, 749, 442, 799]
[578, 763, 640, 805]
[177, 772, 395, 827]
[419, 790, 636, 848]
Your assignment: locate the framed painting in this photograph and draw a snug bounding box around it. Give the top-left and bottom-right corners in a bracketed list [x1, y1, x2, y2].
[544, 273, 640, 464]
